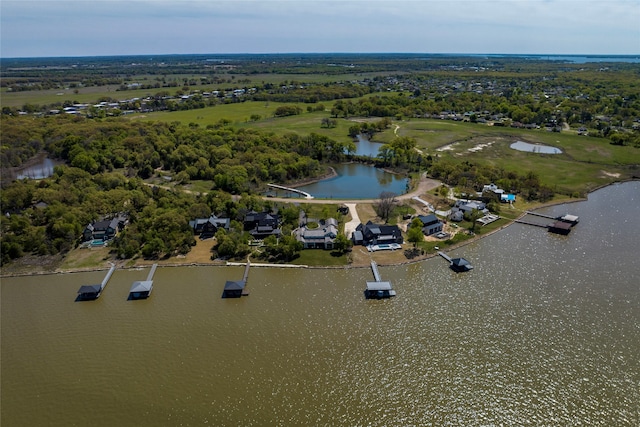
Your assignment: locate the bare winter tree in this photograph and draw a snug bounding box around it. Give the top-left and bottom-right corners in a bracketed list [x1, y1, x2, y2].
[375, 191, 397, 223]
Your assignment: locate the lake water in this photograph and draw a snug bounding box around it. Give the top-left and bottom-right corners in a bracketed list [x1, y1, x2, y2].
[266, 135, 404, 199]
[2, 181, 639, 426]
[297, 162, 408, 199]
[353, 134, 383, 157]
[511, 140, 562, 154]
[15, 157, 58, 179]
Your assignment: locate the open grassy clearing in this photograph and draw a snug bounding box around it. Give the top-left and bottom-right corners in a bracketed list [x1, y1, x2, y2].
[58, 246, 113, 270]
[134, 100, 318, 126]
[291, 249, 348, 266]
[72, 92, 640, 197]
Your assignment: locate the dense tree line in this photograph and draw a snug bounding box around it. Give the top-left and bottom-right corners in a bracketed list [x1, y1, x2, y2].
[253, 83, 370, 104]
[1, 115, 358, 187]
[0, 115, 358, 264]
[429, 159, 555, 202]
[0, 161, 313, 265]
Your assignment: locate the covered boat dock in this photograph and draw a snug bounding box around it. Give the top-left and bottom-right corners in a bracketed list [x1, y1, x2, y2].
[438, 251, 474, 273]
[364, 261, 396, 299]
[128, 264, 157, 300]
[222, 259, 251, 298]
[76, 264, 116, 301]
[516, 211, 579, 235]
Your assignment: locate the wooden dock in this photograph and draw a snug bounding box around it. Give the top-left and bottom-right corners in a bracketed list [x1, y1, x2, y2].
[514, 219, 549, 228]
[76, 264, 116, 301]
[102, 264, 116, 288]
[517, 211, 579, 235]
[267, 183, 314, 199]
[438, 252, 473, 272]
[371, 260, 382, 282]
[524, 211, 556, 220]
[223, 259, 251, 298]
[438, 251, 452, 263]
[128, 263, 157, 300]
[365, 261, 396, 299]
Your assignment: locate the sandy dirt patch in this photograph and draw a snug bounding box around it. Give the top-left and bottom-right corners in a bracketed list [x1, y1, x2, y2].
[601, 170, 621, 178]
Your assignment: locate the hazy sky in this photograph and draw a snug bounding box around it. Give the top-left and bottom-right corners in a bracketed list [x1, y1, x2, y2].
[1, 0, 639, 58]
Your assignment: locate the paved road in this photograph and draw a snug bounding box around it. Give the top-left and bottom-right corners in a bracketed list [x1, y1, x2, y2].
[343, 203, 360, 239]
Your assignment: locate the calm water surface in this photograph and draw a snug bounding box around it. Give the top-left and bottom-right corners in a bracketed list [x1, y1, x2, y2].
[511, 140, 562, 154]
[297, 163, 408, 199]
[353, 134, 383, 157]
[2, 182, 639, 426]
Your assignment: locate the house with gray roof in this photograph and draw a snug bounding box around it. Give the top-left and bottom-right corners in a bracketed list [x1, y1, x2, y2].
[189, 214, 230, 239]
[417, 214, 444, 236]
[243, 211, 281, 239]
[82, 215, 126, 242]
[294, 218, 339, 249]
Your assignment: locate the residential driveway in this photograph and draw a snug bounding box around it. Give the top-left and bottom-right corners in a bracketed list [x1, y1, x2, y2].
[343, 203, 360, 240]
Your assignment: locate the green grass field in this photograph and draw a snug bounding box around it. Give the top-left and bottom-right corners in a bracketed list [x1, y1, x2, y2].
[5, 79, 639, 198]
[133, 101, 639, 196]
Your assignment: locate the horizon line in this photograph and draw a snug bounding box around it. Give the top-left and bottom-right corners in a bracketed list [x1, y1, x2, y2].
[2, 52, 640, 60]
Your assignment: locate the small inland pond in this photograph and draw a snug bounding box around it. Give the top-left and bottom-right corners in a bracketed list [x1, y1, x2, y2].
[510, 140, 562, 154]
[295, 163, 408, 199]
[272, 134, 407, 199]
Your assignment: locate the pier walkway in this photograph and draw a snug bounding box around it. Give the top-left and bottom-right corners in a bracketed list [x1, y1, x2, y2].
[371, 260, 382, 282]
[267, 184, 314, 199]
[524, 211, 556, 220]
[101, 264, 116, 288]
[514, 219, 549, 228]
[517, 211, 579, 235]
[365, 261, 396, 299]
[128, 263, 157, 300]
[223, 258, 251, 298]
[438, 251, 452, 263]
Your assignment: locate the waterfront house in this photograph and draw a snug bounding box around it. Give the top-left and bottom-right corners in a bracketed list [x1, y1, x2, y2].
[500, 194, 516, 203]
[294, 218, 339, 249]
[83, 215, 126, 242]
[189, 214, 230, 239]
[243, 211, 281, 239]
[453, 200, 487, 214]
[417, 214, 444, 236]
[482, 183, 516, 203]
[449, 210, 464, 222]
[482, 183, 504, 197]
[353, 221, 403, 246]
